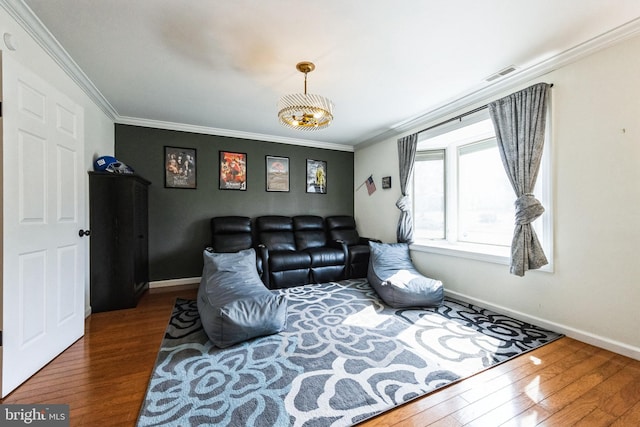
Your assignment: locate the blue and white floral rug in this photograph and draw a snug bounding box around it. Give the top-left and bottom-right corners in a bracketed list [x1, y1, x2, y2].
[137, 279, 562, 426]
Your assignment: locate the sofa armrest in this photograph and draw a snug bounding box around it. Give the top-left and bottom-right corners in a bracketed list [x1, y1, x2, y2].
[257, 244, 271, 288]
[330, 238, 349, 259]
[358, 237, 381, 245]
[255, 253, 264, 283]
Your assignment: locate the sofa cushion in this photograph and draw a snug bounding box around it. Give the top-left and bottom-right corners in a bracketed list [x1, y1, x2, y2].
[197, 248, 287, 348]
[367, 241, 444, 308]
[268, 250, 312, 271]
[293, 215, 327, 250]
[325, 215, 356, 230]
[210, 216, 253, 253]
[307, 247, 345, 267]
[326, 216, 361, 246]
[270, 269, 311, 289]
[329, 229, 360, 246]
[256, 216, 296, 251]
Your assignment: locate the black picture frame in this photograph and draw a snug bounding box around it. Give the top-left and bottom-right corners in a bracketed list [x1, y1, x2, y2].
[306, 159, 327, 194]
[219, 151, 247, 190]
[164, 146, 197, 189]
[382, 176, 392, 189]
[265, 155, 290, 192]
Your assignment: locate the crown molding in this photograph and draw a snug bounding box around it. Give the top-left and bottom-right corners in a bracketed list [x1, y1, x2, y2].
[0, 0, 118, 120]
[5, 0, 639, 152]
[116, 116, 355, 152]
[355, 16, 640, 149]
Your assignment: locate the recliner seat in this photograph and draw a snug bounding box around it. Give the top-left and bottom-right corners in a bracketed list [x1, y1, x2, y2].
[256, 216, 312, 289]
[293, 215, 346, 284]
[210, 216, 263, 282]
[326, 215, 377, 279]
[210, 216, 253, 253]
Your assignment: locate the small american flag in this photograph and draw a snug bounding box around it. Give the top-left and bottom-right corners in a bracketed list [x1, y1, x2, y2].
[365, 175, 376, 195]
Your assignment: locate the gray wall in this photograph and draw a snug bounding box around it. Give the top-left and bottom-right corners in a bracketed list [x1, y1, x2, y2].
[115, 124, 354, 281]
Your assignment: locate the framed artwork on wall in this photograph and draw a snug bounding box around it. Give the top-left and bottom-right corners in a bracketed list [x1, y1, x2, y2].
[219, 151, 247, 190]
[164, 146, 197, 189]
[382, 176, 392, 189]
[306, 159, 327, 194]
[265, 155, 290, 192]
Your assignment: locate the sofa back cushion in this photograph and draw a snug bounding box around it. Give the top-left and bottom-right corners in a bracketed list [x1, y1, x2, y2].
[326, 215, 361, 246]
[211, 216, 253, 252]
[293, 215, 326, 250]
[256, 215, 296, 251]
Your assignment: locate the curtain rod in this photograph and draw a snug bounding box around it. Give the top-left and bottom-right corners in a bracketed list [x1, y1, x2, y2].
[417, 105, 488, 135]
[416, 83, 554, 136]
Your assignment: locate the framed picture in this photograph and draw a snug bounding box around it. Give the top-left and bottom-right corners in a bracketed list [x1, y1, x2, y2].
[219, 151, 247, 190]
[382, 176, 392, 189]
[306, 159, 327, 194]
[265, 155, 290, 192]
[164, 146, 197, 189]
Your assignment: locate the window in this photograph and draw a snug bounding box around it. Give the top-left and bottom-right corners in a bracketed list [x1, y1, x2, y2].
[412, 110, 552, 268]
[414, 150, 445, 240]
[457, 140, 513, 246]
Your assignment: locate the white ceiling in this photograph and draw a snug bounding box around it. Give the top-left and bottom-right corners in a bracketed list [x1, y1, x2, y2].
[12, 0, 640, 148]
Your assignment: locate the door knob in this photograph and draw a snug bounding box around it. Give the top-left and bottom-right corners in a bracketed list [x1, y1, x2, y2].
[78, 229, 91, 237]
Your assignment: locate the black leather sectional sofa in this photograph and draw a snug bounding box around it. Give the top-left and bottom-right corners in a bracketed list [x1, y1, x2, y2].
[210, 215, 377, 289]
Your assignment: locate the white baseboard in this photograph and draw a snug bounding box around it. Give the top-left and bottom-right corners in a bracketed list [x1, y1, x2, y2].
[150, 277, 201, 289]
[444, 289, 640, 362]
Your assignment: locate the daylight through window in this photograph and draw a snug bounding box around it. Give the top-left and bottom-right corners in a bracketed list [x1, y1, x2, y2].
[412, 109, 552, 267]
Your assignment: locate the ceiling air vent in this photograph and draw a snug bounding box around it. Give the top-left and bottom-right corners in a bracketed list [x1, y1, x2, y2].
[485, 65, 517, 82]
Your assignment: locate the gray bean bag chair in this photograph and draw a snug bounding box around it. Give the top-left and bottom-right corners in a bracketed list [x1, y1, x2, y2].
[367, 241, 444, 308]
[197, 248, 287, 348]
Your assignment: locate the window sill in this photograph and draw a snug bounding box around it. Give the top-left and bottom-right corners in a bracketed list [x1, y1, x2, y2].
[410, 240, 510, 265]
[410, 240, 554, 273]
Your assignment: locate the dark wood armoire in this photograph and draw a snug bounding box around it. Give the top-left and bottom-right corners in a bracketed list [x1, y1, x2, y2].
[88, 172, 150, 312]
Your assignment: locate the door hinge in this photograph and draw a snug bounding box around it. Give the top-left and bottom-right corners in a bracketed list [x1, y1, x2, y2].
[0, 330, 3, 346]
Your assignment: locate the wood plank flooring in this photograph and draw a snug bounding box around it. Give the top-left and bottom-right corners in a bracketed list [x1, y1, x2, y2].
[2, 286, 639, 426]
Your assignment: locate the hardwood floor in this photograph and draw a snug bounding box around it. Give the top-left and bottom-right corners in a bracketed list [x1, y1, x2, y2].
[2, 286, 639, 426]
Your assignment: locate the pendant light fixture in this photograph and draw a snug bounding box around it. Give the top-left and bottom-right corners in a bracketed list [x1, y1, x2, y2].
[277, 61, 334, 131]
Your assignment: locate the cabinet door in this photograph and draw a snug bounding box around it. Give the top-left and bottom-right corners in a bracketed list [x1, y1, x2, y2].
[89, 174, 149, 311]
[132, 180, 149, 295]
[89, 174, 121, 312]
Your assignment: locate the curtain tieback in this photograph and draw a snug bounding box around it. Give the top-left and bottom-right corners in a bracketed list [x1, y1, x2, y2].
[396, 195, 412, 212]
[515, 193, 545, 225]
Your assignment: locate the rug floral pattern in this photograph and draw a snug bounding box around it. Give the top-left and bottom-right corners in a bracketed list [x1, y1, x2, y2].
[137, 279, 562, 426]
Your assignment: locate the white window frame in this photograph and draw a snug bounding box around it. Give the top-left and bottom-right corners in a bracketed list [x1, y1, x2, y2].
[414, 149, 446, 240]
[411, 108, 554, 273]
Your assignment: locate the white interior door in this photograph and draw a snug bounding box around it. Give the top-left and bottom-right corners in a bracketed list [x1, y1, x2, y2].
[2, 54, 85, 397]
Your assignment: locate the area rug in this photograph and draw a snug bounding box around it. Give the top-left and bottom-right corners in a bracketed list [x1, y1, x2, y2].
[137, 279, 562, 426]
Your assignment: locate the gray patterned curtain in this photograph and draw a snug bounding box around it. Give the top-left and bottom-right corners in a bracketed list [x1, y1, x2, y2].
[396, 133, 418, 243]
[488, 82, 550, 276]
